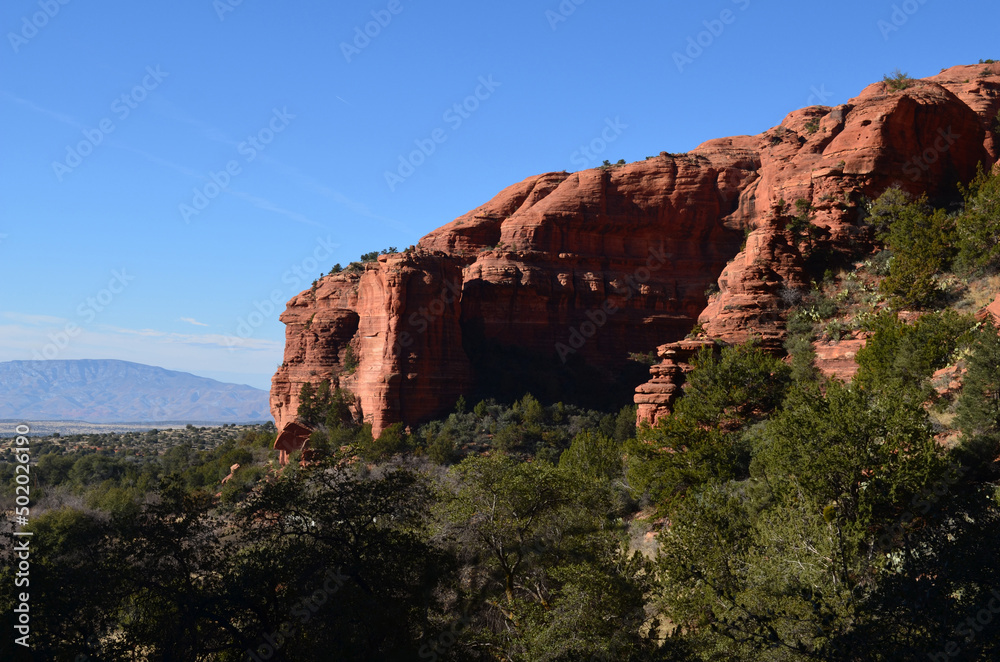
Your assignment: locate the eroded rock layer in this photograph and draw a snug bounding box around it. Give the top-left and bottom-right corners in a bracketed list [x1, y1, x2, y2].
[272, 64, 1000, 435]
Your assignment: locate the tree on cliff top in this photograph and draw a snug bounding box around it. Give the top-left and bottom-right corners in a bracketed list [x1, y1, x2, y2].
[359, 246, 397, 262]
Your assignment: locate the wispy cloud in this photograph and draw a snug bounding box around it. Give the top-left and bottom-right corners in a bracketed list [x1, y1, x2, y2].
[144, 105, 412, 234]
[1, 311, 68, 326]
[101, 325, 282, 351]
[225, 189, 324, 227]
[113, 144, 206, 179]
[180, 317, 209, 327]
[1, 90, 83, 129]
[113, 144, 324, 227]
[153, 100, 241, 147]
[264, 157, 413, 234]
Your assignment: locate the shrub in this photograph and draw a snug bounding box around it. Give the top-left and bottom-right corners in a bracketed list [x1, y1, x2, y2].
[297, 380, 356, 429]
[883, 68, 914, 92]
[804, 118, 820, 134]
[866, 249, 893, 276]
[823, 320, 848, 341]
[426, 431, 457, 464]
[343, 345, 358, 374]
[627, 414, 736, 512]
[956, 321, 1000, 469]
[868, 187, 956, 307]
[364, 422, 408, 461]
[787, 198, 815, 237]
[855, 309, 973, 395]
[677, 340, 792, 430]
[628, 351, 658, 365]
[956, 164, 1000, 273]
[779, 285, 803, 307]
[559, 430, 622, 483]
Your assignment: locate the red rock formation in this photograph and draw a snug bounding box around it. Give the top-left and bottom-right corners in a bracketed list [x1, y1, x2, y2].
[273, 421, 313, 466]
[812, 336, 869, 383]
[219, 463, 241, 485]
[635, 339, 718, 426]
[927, 63, 1000, 164]
[637, 66, 996, 423]
[270, 254, 472, 436]
[931, 364, 966, 400]
[700, 73, 990, 342]
[976, 294, 1000, 326]
[271, 65, 1000, 435]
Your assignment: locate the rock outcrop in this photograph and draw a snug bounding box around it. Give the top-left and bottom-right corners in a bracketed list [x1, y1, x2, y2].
[812, 336, 869, 384]
[637, 64, 998, 423]
[272, 65, 1000, 435]
[634, 339, 718, 426]
[976, 294, 1000, 325]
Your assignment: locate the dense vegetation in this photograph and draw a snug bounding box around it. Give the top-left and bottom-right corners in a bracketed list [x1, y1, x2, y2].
[3, 168, 1000, 660]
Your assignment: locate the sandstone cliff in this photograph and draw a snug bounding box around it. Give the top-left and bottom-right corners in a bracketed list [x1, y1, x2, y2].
[272, 64, 1000, 435]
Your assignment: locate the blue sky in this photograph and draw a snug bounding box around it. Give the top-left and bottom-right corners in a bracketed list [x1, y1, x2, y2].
[1, 0, 996, 389]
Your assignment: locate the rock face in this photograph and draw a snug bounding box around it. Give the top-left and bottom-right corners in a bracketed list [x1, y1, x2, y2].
[272, 65, 1000, 435]
[976, 294, 1000, 325]
[812, 337, 869, 384]
[634, 339, 718, 425]
[637, 64, 999, 424]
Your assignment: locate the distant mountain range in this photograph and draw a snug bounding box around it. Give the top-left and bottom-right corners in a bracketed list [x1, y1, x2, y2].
[0, 360, 271, 423]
